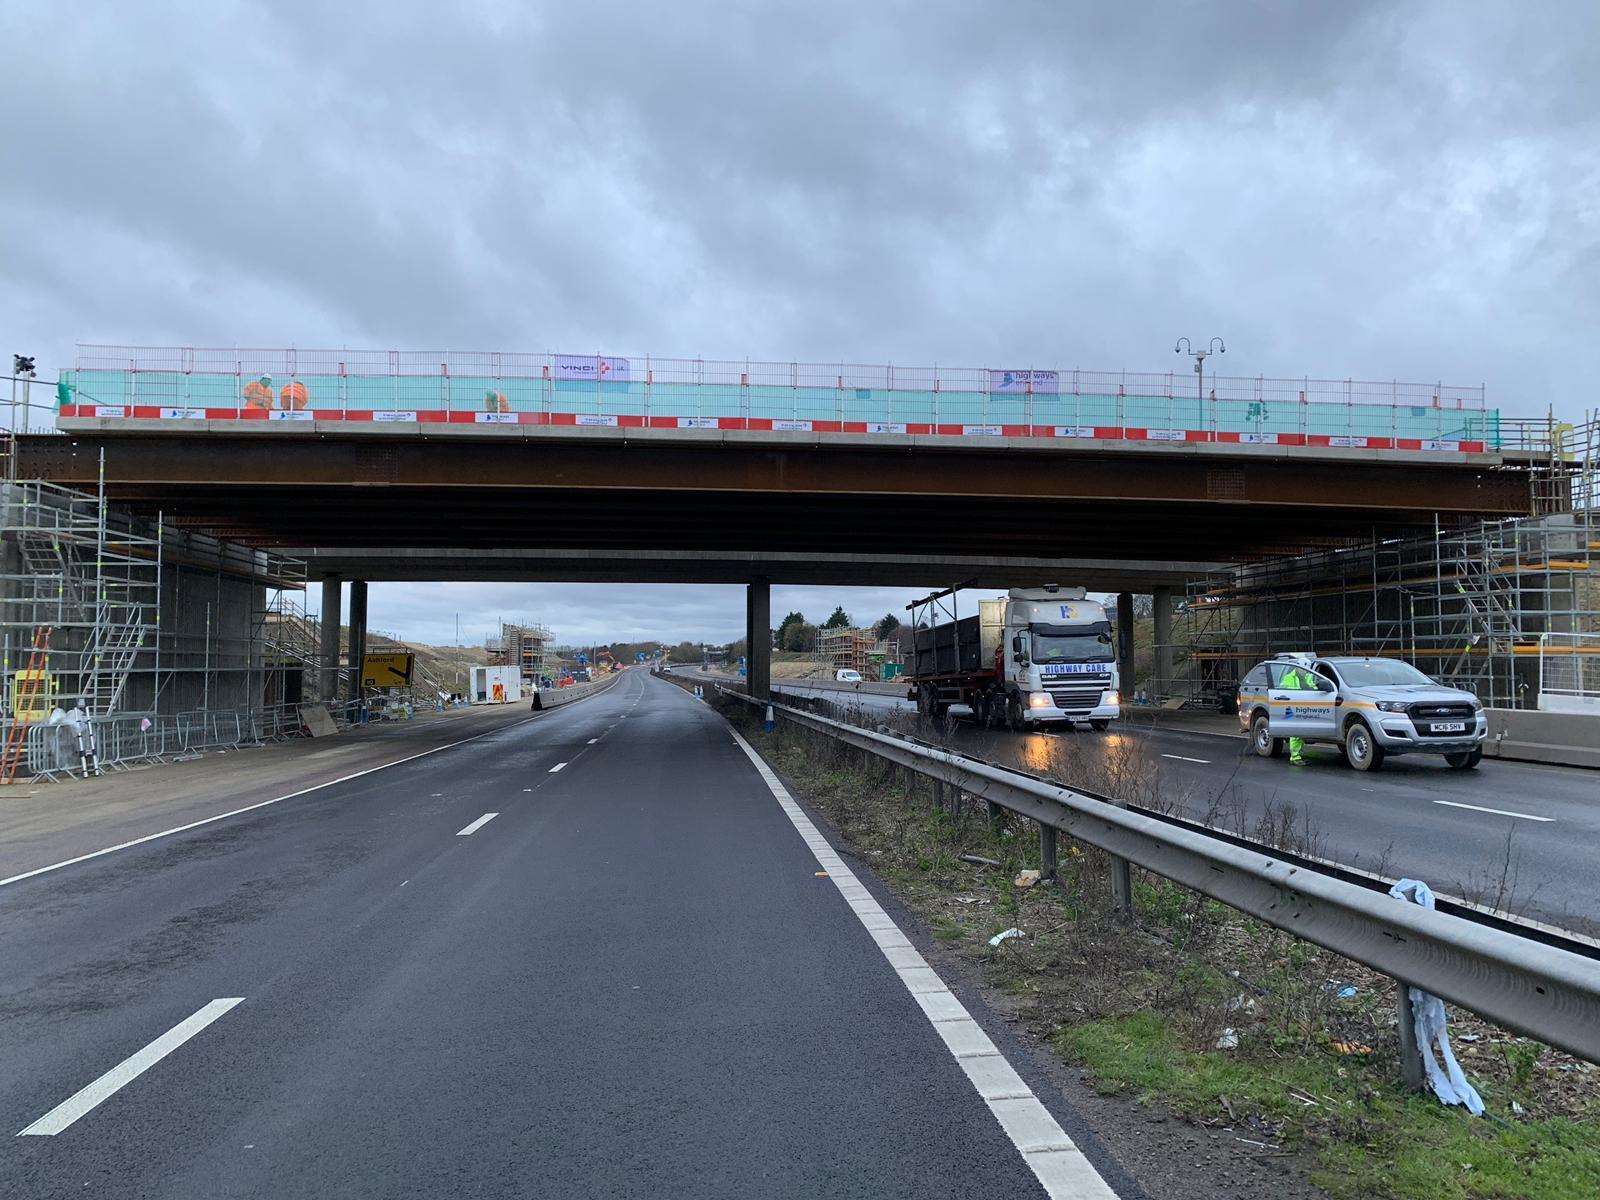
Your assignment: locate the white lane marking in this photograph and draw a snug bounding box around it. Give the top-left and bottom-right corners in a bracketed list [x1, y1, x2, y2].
[726, 728, 1117, 1199]
[0, 715, 548, 891]
[549, 762, 567, 773]
[18, 998, 244, 1136]
[587, 738, 599, 745]
[1161, 753, 1211, 764]
[1433, 800, 1552, 823]
[456, 812, 499, 836]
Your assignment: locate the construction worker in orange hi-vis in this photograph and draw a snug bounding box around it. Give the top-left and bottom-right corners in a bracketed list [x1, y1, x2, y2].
[242, 375, 274, 410]
[486, 390, 510, 413]
[279, 381, 309, 410]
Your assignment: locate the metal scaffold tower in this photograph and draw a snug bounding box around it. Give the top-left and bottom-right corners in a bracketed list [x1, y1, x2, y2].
[1177, 414, 1598, 712]
[0, 461, 162, 729]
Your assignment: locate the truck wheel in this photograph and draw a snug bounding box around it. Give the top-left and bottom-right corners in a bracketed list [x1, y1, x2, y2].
[968, 692, 987, 726]
[1250, 713, 1281, 758]
[1344, 721, 1385, 772]
[916, 686, 933, 718]
[1005, 693, 1025, 732]
[1445, 748, 1482, 770]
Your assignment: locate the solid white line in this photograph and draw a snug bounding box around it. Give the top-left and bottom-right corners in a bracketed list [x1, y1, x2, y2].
[725, 728, 1117, 1200]
[456, 812, 499, 836]
[1433, 800, 1552, 822]
[549, 762, 567, 773]
[0, 715, 546, 892]
[18, 998, 244, 1136]
[1161, 753, 1211, 764]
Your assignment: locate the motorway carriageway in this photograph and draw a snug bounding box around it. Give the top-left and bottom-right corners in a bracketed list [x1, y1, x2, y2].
[0, 670, 1132, 1200]
[759, 678, 1600, 937]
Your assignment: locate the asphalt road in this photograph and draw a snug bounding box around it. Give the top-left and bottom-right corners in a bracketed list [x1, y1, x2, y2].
[0, 671, 1132, 1200]
[751, 675, 1600, 936]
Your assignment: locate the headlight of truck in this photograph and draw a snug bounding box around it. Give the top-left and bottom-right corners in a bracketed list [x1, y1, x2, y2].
[1103, 690, 1120, 706]
[1027, 692, 1052, 708]
[1375, 700, 1408, 713]
[1470, 697, 1483, 712]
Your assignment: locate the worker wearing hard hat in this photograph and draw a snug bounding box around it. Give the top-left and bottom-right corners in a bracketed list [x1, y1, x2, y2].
[242, 375, 274, 410]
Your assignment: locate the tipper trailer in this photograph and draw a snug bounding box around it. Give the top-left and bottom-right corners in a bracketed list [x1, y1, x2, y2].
[906, 585, 1120, 729]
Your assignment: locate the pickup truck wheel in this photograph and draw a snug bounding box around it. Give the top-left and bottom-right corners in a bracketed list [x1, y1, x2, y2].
[1445, 748, 1482, 770]
[1344, 721, 1384, 772]
[1250, 713, 1281, 758]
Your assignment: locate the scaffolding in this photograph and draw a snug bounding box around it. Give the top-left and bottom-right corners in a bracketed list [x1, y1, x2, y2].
[818, 627, 902, 680]
[1176, 414, 1599, 711]
[0, 465, 309, 779]
[0, 470, 162, 722]
[486, 621, 554, 692]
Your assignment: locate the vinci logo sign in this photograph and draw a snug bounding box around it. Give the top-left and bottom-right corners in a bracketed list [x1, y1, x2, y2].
[554, 355, 631, 383]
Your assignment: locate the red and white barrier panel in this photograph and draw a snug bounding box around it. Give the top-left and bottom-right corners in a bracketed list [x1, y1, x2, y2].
[55, 407, 1485, 454]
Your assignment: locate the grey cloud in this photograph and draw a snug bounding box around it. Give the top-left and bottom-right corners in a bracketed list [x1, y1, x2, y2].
[3, 1, 1595, 645]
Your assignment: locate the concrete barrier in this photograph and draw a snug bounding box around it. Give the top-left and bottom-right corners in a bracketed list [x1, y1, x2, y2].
[532, 669, 623, 710]
[1483, 707, 1600, 770]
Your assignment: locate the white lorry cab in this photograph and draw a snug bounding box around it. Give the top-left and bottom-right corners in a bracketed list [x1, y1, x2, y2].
[906, 585, 1120, 730]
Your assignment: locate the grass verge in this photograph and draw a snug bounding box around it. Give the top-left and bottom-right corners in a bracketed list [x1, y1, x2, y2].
[712, 692, 1600, 1200]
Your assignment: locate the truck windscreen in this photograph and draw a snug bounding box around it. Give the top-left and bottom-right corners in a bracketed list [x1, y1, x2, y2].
[1029, 622, 1114, 663]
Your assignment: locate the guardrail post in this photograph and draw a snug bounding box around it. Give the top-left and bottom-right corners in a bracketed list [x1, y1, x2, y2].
[986, 798, 1004, 834]
[1395, 981, 1426, 1091]
[1039, 821, 1058, 881]
[1110, 851, 1133, 917]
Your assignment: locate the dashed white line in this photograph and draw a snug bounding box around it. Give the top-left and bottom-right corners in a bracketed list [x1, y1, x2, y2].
[1433, 800, 1552, 822]
[18, 998, 244, 1136]
[726, 728, 1117, 1200]
[1161, 753, 1211, 764]
[587, 739, 599, 745]
[0, 714, 545, 891]
[456, 812, 499, 836]
[549, 762, 568, 773]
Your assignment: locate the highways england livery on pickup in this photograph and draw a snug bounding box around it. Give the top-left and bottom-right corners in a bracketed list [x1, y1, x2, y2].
[1238, 652, 1488, 772]
[906, 586, 1120, 730]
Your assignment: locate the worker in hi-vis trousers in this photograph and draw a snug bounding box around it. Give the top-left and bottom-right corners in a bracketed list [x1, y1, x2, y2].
[1277, 663, 1318, 764]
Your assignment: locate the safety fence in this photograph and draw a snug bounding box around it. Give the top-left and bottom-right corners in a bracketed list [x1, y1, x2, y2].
[704, 683, 1600, 1079]
[18, 703, 308, 781]
[58, 346, 1498, 453]
[1537, 632, 1600, 714]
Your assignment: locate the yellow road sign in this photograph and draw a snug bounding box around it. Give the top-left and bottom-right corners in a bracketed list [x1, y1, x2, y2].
[362, 652, 414, 689]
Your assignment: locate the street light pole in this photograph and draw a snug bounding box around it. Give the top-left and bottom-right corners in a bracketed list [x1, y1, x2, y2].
[1174, 338, 1225, 429]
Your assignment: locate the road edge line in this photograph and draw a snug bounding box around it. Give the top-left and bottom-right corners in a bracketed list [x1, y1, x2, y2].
[726, 725, 1120, 1200]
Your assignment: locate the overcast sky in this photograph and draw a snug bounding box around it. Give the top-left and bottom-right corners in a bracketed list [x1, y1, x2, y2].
[4, 2, 1596, 646]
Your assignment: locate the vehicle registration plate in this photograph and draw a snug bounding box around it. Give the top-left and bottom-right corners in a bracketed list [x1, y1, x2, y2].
[1429, 721, 1467, 733]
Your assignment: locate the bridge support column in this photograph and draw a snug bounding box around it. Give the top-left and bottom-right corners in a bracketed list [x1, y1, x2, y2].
[318, 576, 342, 702]
[1152, 585, 1174, 702]
[745, 578, 770, 702]
[348, 579, 368, 718]
[1116, 591, 1134, 704]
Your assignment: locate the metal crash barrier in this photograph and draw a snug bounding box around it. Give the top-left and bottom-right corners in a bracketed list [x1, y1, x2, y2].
[714, 686, 1600, 1071]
